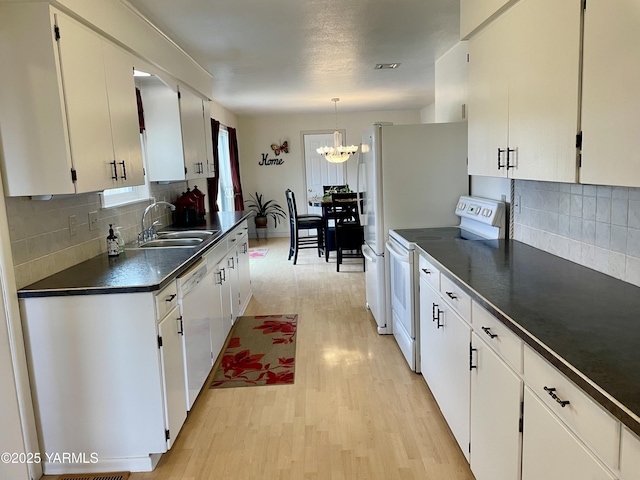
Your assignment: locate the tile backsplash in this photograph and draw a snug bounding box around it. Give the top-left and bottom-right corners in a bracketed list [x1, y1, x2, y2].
[513, 180, 640, 287]
[7, 182, 187, 289]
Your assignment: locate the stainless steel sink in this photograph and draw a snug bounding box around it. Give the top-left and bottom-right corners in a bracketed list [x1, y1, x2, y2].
[155, 230, 218, 240]
[139, 238, 204, 248]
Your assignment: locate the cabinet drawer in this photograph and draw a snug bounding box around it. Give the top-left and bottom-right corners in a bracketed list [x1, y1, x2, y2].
[523, 344, 620, 469]
[472, 301, 523, 373]
[418, 254, 440, 291]
[440, 275, 471, 322]
[155, 281, 178, 321]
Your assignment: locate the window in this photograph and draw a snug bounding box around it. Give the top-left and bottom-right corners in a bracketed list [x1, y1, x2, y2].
[216, 128, 234, 212]
[101, 133, 151, 208]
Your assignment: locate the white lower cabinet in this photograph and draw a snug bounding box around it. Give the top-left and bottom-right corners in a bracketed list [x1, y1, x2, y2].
[419, 275, 471, 460]
[19, 222, 252, 474]
[418, 252, 628, 480]
[470, 331, 523, 480]
[20, 292, 171, 474]
[522, 387, 617, 480]
[228, 221, 252, 322]
[157, 305, 187, 448]
[621, 427, 640, 479]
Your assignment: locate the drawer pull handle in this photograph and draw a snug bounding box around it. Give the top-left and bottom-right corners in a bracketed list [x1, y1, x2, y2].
[177, 316, 184, 336]
[481, 326, 498, 339]
[470, 343, 478, 370]
[165, 294, 177, 303]
[436, 309, 444, 329]
[445, 291, 457, 300]
[422, 268, 431, 275]
[544, 386, 570, 407]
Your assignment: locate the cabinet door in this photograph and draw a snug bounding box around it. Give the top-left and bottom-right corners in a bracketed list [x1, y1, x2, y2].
[467, 15, 509, 178]
[226, 249, 239, 322]
[102, 42, 144, 187]
[138, 77, 186, 182]
[580, 0, 640, 187]
[522, 387, 617, 480]
[179, 87, 208, 180]
[158, 307, 187, 449]
[55, 13, 115, 193]
[236, 232, 252, 317]
[506, 0, 581, 183]
[210, 268, 226, 363]
[420, 282, 472, 461]
[203, 99, 215, 176]
[470, 332, 523, 480]
[0, 3, 75, 196]
[437, 302, 472, 460]
[419, 277, 442, 388]
[212, 261, 233, 360]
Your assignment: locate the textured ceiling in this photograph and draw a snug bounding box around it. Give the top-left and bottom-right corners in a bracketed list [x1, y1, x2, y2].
[124, 0, 461, 115]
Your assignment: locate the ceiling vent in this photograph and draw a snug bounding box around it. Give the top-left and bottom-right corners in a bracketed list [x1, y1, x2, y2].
[375, 63, 401, 69]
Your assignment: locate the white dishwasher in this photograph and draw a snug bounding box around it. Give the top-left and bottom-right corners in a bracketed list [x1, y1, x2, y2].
[177, 258, 215, 410]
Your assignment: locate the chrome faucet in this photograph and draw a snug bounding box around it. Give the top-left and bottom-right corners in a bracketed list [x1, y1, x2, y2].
[140, 199, 176, 242]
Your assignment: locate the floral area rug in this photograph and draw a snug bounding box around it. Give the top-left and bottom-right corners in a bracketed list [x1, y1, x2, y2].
[210, 314, 297, 388]
[248, 248, 269, 259]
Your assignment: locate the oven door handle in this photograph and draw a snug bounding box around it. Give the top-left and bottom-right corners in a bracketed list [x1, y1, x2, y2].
[362, 245, 376, 263]
[385, 240, 411, 263]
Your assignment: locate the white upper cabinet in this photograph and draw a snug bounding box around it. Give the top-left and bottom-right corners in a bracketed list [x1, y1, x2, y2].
[0, 4, 144, 196]
[102, 43, 145, 188]
[203, 99, 215, 177]
[179, 87, 209, 181]
[467, 0, 582, 183]
[580, 0, 640, 187]
[138, 78, 211, 182]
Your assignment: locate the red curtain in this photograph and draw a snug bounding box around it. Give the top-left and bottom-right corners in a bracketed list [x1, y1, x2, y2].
[207, 119, 221, 212]
[228, 127, 245, 211]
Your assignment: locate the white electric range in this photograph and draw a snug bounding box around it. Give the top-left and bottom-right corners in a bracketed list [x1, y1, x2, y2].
[386, 196, 506, 372]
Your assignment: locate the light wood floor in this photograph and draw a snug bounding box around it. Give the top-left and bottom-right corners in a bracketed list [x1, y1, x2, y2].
[47, 237, 475, 480]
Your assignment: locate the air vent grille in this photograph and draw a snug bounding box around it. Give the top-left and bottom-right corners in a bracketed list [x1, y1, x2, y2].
[57, 473, 129, 480]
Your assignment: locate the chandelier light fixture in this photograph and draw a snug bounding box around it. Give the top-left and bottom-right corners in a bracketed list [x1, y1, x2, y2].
[316, 98, 359, 163]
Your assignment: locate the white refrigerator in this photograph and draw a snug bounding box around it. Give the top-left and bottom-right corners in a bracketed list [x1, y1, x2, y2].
[357, 122, 469, 334]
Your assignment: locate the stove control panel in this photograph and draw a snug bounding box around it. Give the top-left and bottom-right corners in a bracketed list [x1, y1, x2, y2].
[455, 196, 505, 227]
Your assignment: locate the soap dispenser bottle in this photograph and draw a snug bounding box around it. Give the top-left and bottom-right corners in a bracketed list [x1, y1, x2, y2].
[107, 224, 119, 257]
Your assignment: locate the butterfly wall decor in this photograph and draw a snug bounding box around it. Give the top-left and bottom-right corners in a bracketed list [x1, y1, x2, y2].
[271, 141, 289, 156]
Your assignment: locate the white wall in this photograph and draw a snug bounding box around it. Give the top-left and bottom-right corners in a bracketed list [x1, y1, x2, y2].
[237, 110, 421, 237]
[210, 100, 238, 129]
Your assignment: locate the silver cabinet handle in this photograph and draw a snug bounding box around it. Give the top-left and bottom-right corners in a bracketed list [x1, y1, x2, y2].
[446, 291, 457, 300]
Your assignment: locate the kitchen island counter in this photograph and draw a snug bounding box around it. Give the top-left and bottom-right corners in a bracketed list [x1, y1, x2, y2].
[18, 211, 252, 297]
[417, 235, 640, 436]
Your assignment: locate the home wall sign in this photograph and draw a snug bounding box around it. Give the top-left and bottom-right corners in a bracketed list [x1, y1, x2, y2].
[259, 140, 288, 166]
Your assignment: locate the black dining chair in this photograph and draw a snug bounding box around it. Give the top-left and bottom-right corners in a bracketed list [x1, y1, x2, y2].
[330, 192, 364, 271]
[285, 189, 325, 264]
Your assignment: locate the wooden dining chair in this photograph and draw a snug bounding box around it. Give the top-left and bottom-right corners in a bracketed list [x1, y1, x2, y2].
[285, 189, 325, 264]
[330, 192, 364, 271]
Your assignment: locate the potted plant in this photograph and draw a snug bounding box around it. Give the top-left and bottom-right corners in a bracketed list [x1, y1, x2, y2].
[245, 192, 287, 228]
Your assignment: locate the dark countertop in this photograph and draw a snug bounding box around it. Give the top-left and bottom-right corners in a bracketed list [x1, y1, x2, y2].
[415, 233, 640, 436]
[18, 211, 252, 298]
